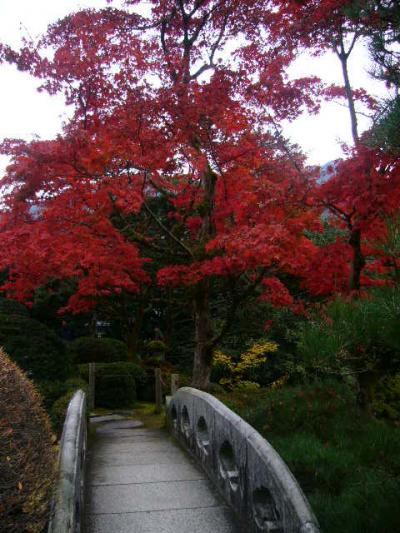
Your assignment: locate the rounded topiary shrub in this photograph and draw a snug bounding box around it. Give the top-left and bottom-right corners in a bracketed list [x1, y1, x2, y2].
[143, 339, 168, 363]
[68, 336, 129, 364]
[0, 314, 70, 382]
[0, 348, 56, 532]
[96, 373, 136, 408]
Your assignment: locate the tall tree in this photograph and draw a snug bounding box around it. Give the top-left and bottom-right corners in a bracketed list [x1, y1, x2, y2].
[0, 1, 327, 387]
[271, 0, 400, 292]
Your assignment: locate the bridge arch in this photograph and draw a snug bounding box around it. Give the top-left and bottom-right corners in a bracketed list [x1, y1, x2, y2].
[168, 387, 319, 533]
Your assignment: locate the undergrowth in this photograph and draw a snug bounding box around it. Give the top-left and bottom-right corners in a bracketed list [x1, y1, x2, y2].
[218, 381, 400, 532]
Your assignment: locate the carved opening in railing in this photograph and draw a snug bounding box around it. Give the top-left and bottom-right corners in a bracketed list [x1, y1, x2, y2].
[219, 440, 239, 491]
[171, 404, 178, 430]
[252, 486, 283, 532]
[181, 405, 190, 438]
[196, 416, 210, 455]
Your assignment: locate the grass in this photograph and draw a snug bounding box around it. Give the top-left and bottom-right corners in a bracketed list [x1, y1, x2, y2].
[90, 401, 166, 429]
[217, 381, 400, 533]
[133, 401, 166, 429]
[89, 407, 113, 417]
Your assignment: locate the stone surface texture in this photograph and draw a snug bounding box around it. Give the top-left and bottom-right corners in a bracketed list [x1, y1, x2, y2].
[85, 416, 238, 533]
[48, 389, 87, 533]
[168, 387, 321, 533]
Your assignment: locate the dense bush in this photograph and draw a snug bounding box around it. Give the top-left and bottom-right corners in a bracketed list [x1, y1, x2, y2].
[372, 373, 400, 421]
[0, 297, 29, 316]
[0, 348, 55, 532]
[68, 336, 128, 364]
[79, 362, 145, 408]
[39, 378, 88, 433]
[0, 313, 70, 382]
[211, 340, 278, 390]
[297, 287, 400, 407]
[143, 339, 168, 363]
[218, 381, 400, 533]
[298, 287, 400, 372]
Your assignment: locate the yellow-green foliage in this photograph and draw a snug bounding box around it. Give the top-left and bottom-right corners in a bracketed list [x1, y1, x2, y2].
[213, 340, 278, 390]
[372, 373, 400, 421]
[0, 348, 56, 532]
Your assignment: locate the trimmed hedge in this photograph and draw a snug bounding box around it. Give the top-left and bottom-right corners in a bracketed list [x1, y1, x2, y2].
[0, 313, 71, 382]
[79, 362, 146, 409]
[68, 336, 128, 364]
[0, 348, 56, 532]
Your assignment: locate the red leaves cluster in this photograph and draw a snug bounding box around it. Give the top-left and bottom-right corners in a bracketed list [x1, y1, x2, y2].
[1, 0, 399, 315]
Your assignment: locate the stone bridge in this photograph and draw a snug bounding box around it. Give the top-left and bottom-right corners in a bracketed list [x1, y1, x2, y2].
[48, 388, 319, 533]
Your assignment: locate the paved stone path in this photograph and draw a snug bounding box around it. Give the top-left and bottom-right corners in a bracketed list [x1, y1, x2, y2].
[85, 418, 239, 533]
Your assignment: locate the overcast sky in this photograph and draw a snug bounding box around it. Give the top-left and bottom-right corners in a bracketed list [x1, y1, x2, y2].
[0, 0, 389, 175]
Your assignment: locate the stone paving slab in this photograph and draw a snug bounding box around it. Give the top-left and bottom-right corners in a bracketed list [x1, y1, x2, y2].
[87, 479, 220, 514]
[95, 420, 144, 432]
[91, 449, 188, 467]
[93, 438, 177, 455]
[87, 506, 239, 533]
[107, 428, 165, 437]
[95, 430, 167, 441]
[89, 462, 205, 485]
[90, 414, 126, 423]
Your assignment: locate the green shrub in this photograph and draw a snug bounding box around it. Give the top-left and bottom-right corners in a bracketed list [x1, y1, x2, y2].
[38, 380, 73, 412]
[144, 340, 168, 354]
[0, 348, 56, 532]
[68, 336, 128, 364]
[97, 374, 136, 408]
[372, 373, 400, 421]
[298, 287, 400, 374]
[143, 339, 169, 365]
[296, 287, 400, 408]
[79, 362, 145, 409]
[39, 378, 88, 433]
[0, 313, 71, 382]
[0, 296, 29, 316]
[218, 381, 400, 533]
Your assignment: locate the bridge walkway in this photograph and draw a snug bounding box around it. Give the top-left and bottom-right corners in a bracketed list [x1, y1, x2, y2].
[85, 417, 239, 533]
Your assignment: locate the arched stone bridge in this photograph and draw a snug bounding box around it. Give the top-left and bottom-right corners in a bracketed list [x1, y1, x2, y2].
[49, 388, 320, 533]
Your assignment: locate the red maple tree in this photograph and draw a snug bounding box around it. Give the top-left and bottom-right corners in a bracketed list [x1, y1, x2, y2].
[0, 1, 340, 387]
[266, 0, 400, 295]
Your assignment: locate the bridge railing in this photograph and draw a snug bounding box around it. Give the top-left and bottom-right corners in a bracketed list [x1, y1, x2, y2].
[168, 387, 320, 533]
[48, 389, 87, 533]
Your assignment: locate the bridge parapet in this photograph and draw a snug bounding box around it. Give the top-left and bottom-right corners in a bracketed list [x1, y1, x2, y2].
[168, 387, 320, 533]
[48, 390, 87, 533]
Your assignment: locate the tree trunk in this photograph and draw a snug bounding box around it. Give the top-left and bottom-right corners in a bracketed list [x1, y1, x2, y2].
[349, 228, 366, 290]
[191, 281, 214, 389]
[337, 37, 359, 145]
[126, 301, 145, 362]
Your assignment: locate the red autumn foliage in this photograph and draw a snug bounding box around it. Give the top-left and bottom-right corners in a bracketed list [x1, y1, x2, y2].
[1, 0, 400, 385]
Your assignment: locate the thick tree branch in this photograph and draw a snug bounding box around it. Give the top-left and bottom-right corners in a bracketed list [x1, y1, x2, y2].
[142, 199, 193, 257]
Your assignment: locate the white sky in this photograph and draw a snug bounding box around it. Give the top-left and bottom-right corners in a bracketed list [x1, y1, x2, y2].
[0, 0, 390, 175]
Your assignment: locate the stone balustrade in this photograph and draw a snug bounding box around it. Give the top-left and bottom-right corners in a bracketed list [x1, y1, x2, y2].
[48, 390, 87, 533]
[168, 387, 320, 533]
